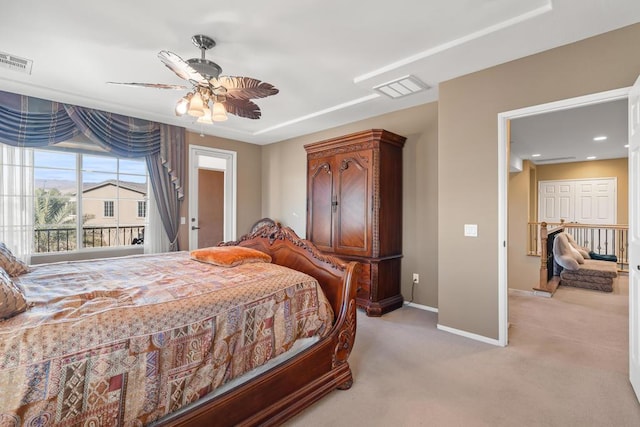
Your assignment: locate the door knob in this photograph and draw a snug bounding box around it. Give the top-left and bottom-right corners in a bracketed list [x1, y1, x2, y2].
[192, 226, 200, 230]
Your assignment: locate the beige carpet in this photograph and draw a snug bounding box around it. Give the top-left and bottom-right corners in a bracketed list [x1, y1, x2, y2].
[286, 275, 640, 426]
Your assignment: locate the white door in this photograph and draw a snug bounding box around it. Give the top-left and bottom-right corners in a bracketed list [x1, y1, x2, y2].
[574, 179, 617, 224]
[188, 145, 237, 250]
[629, 75, 640, 402]
[538, 180, 574, 223]
[538, 178, 616, 225]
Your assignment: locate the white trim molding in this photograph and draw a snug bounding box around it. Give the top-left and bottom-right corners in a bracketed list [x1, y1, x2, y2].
[437, 324, 502, 347]
[508, 288, 536, 297]
[404, 301, 439, 313]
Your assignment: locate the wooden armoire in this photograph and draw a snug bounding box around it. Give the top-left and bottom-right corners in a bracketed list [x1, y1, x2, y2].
[304, 129, 405, 316]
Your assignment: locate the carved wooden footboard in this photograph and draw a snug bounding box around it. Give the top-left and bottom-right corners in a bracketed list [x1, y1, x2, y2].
[155, 221, 359, 427]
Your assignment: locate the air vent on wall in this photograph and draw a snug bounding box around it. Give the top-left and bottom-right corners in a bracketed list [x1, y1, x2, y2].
[0, 51, 33, 74]
[373, 75, 429, 99]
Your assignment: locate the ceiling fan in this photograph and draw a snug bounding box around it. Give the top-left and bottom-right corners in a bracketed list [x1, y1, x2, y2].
[109, 35, 279, 123]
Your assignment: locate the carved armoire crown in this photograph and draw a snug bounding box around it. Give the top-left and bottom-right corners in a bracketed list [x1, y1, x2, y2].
[304, 129, 405, 316]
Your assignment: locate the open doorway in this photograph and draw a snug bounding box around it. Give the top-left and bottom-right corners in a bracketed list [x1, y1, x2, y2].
[497, 87, 630, 346]
[500, 80, 640, 404]
[188, 145, 237, 250]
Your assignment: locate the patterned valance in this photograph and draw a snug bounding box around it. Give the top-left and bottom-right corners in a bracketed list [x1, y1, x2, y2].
[0, 90, 161, 157]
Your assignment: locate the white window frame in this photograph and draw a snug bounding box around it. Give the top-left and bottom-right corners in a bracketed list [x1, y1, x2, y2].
[26, 147, 148, 264]
[137, 200, 147, 218]
[103, 200, 115, 218]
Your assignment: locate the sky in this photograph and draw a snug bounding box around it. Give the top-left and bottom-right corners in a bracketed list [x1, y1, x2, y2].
[34, 151, 147, 184]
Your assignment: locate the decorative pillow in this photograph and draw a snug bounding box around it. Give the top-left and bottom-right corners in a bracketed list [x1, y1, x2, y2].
[0, 268, 28, 320]
[553, 233, 580, 271]
[577, 248, 590, 259]
[568, 244, 585, 264]
[0, 242, 29, 277]
[190, 246, 272, 267]
[565, 233, 590, 259]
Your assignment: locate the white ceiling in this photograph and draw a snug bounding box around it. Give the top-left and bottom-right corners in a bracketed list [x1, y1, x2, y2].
[510, 98, 629, 165]
[1, 0, 639, 145]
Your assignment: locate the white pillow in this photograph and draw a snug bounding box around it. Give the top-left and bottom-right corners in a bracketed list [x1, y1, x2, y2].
[553, 233, 580, 271]
[568, 244, 585, 264]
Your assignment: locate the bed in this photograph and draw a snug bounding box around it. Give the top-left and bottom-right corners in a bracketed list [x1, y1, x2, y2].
[0, 221, 359, 426]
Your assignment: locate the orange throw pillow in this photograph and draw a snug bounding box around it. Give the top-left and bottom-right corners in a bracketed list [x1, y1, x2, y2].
[190, 246, 272, 267]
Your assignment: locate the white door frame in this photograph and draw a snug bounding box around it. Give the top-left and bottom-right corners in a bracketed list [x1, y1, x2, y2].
[188, 145, 237, 250]
[497, 87, 630, 347]
[628, 75, 640, 401]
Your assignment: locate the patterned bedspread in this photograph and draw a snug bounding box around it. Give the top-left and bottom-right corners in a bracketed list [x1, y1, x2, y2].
[0, 252, 333, 426]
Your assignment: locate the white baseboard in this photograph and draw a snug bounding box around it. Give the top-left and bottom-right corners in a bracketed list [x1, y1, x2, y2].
[436, 323, 503, 347]
[508, 288, 535, 296]
[403, 301, 438, 313]
[532, 290, 552, 298]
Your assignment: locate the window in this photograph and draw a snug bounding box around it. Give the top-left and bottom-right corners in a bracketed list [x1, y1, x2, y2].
[25, 148, 148, 254]
[104, 201, 115, 217]
[137, 200, 147, 218]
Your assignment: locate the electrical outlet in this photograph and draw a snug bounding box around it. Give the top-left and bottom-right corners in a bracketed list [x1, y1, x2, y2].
[412, 273, 419, 284]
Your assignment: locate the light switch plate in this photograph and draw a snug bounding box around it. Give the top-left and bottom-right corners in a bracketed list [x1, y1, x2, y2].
[464, 224, 478, 237]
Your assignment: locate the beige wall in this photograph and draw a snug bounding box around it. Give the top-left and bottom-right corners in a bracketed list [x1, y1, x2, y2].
[438, 23, 640, 339]
[508, 161, 540, 291]
[261, 102, 439, 308]
[536, 158, 628, 224]
[177, 132, 263, 250]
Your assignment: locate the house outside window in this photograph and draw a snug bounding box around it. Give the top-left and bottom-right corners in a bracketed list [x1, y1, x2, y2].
[104, 201, 115, 217]
[30, 149, 148, 254]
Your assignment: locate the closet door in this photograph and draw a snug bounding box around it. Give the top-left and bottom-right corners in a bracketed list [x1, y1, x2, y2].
[307, 156, 334, 252]
[538, 180, 574, 224]
[333, 149, 373, 257]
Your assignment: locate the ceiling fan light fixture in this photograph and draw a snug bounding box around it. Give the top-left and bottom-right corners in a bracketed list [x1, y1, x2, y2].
[212, 102, 228, 122]
[188, 92, 205, 117]
[109, 35, 278, 122]
[197, 105, 214, 124]
[175, 94, 191, 116]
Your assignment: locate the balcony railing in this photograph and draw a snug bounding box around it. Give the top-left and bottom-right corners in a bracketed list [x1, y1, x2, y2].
[527, 221, 629, 272]
[34, 225, 145, 253]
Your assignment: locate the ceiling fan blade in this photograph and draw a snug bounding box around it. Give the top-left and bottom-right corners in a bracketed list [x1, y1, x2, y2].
[222, 98, 261, 119]
[158, 50, 205, 83]
[107, 82, 188, 90]
[214, 76, 279, 100]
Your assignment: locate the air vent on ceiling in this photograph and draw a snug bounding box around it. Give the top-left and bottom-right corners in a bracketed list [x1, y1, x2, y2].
[535, 156, 576, 163]
[373, 75, 429, 99]
[0, 51, 33, 74]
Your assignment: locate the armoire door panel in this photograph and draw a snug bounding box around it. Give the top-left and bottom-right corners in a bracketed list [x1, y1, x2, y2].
[307, 159, 334, 252]
[334, 152, 372, 256]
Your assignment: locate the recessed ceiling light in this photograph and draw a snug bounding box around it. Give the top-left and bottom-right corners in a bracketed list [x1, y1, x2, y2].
[586, 156, 597, 160]
[531, 153, 541, 157]
[593, 136, 607, 141]
[625, 144, 630, 148]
